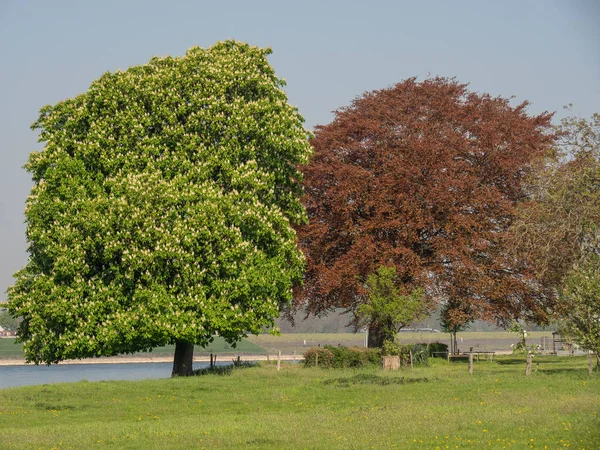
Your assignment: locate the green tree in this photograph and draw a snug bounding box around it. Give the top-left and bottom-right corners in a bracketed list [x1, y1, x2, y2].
[511, 113, 600, 363]
[7, 41, 312, 376]
[357, 266, 428, 347]
[511, 113, 600, 288]
[559, 254, 600, 366]
[439, 301, 472, 355]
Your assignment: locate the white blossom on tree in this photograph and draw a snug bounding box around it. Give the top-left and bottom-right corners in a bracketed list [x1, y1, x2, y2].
[8, 41, 312, 375]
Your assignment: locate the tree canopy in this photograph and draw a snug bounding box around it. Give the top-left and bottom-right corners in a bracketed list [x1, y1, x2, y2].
[511, 113, 600, 289]
[510, 113, 600, 358]
[440, 300, 473, 355]
[8, 41, 312, 375]
[294, 77, 555, 338]
[559, 253, 600, 358]
[356, 266, 428, 347]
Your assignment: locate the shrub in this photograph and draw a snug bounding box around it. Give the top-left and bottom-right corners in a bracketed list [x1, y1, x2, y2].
[326, 345, 381, 368]
[400, 343, 429, 366]
[193, 360, 258, 376]
[303, 348, 334, 368]
[380, 341, 430, 366]
[382, 340, 400, 356]
[426, 342, 449, 358]
[303, 346, 381, 368]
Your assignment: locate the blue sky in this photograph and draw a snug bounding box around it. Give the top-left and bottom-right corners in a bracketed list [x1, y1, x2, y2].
[1, 0, 599, 301]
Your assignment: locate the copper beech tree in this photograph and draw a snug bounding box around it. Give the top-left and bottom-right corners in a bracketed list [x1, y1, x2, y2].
[294, 77, 556, 347]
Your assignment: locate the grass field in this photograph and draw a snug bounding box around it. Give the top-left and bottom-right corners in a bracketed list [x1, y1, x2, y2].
[0, 338, 23, 358]
[1, 331, 554, 361]
[0, 355, 597, 449]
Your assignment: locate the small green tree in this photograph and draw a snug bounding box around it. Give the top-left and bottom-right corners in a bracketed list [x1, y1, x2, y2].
[357, 266, 428, 348]
[560, 253, 600, 367]
[7, 41, 312, 376]
[508, 321, 536, 354]
[439, 301, 472, 355]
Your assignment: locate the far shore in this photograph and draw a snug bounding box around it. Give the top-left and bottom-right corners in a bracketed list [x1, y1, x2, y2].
[0, 351, 523, 366]
[0, 353, 301, 366]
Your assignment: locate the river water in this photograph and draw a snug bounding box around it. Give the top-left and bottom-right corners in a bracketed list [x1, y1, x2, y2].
[0, 362, 227, 389]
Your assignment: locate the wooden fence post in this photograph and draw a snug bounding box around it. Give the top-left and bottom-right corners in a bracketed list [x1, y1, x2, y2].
[277, 351, 281, 371]
[409, 351, 414, 370]
[267, 354, 270, 363]
[293, 350, 296, 363]
[210, 353, 213, 369]
[526, 354, 533, 376]
[315, 352, 319, 368]
[468, 353, 473, 375]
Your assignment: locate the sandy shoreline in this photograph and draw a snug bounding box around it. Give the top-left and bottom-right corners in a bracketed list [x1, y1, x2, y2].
[0, 354, 301, 366]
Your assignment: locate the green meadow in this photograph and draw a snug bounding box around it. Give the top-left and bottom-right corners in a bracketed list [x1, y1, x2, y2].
[0, 355, 598, 449]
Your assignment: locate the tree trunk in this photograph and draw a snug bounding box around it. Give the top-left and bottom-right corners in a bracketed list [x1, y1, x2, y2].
[367, 323, 386, 348]
[172, 341, 194, 377]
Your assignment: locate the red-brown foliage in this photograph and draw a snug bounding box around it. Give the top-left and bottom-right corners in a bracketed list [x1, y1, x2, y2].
[295, 77, 555, 327]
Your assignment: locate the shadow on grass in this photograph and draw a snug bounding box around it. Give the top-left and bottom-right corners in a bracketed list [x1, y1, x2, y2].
[323, 373, 429, 387]
[495, 358, 527, 365]
[537, 367, 598, 376]
[35, 402, 77, 411]
[246, 438, 286, 446]
[192, 361, 258, 376]
[496, 357, 579, 366]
